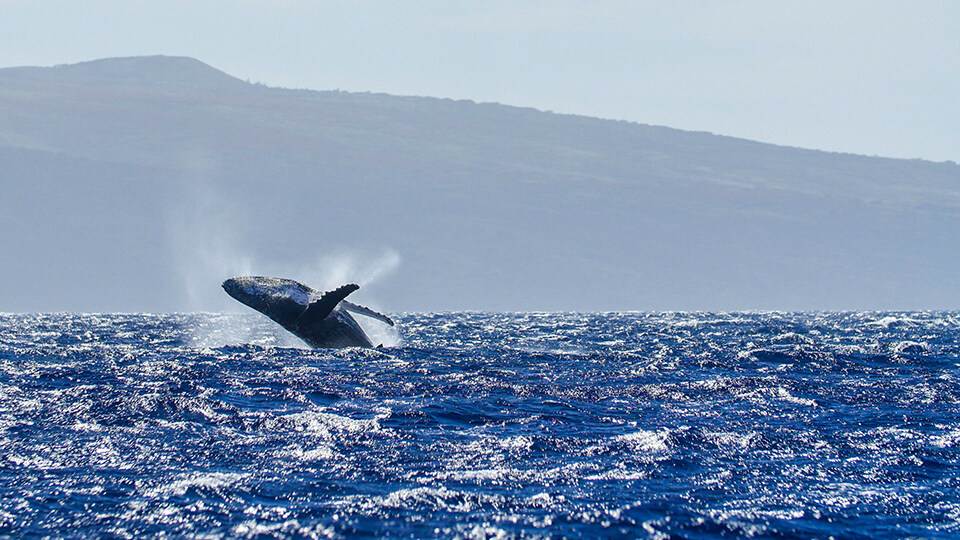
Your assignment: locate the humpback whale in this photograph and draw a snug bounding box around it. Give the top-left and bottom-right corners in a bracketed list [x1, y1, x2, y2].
[222, 276, 394, 348]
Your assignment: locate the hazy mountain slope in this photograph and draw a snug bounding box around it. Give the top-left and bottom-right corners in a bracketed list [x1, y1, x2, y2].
[1, 56, 958, 312]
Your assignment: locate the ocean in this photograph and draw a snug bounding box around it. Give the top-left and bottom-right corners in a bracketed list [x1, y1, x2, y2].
[1, 311, 958, 538]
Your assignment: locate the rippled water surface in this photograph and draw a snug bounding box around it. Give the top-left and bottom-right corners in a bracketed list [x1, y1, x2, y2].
[1, 312, 959, 538]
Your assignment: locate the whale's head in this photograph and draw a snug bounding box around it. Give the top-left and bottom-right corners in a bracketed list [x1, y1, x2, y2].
[222, 276, 316, 326]
[222, 276, 259, 307]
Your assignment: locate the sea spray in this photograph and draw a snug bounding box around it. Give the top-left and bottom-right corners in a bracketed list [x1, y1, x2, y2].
[167, 170, 401, 347]
[165, 157, 254, 313]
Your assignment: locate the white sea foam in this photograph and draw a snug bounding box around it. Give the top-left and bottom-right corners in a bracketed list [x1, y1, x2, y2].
[438, 468, 521, 482]
[142, 472, 250, 499]
[773, 387, 818, 407]
[7, 453, 62, 469]
[525, 492, 567, 508]
[370, 486, 507, 513]
[498, 435, 534, 452]
[930, 429, 960, 448]
[582, 428, 671, 456]
[708, 430, 761, 450]
[866, 315, 922, 328]
[283, 410, 384, 439]
[451, 523, 513, 540]
[232, 518, 337, 539]
[275, 443, 337, 462]
[582, 467, 647, 481]
[615, 429, 671, 453]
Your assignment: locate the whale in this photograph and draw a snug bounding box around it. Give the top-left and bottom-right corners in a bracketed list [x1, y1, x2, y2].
[221, 276, 394, 348]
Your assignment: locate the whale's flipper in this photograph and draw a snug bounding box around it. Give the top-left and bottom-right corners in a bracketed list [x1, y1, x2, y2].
[298, 283, 360, 326]
[341, 300, 395, 327]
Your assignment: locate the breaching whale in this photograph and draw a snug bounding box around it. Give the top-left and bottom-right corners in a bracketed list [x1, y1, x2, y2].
[221, 276, 394, 348]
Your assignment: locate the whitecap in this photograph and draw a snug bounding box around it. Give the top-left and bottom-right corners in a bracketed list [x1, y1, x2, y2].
[282, 410, 385, 440]
[142, 471, 250, 499]
[930, 429, 960, 448]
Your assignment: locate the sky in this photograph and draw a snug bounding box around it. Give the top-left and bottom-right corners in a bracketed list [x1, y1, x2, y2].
[2, 1, 958, 163]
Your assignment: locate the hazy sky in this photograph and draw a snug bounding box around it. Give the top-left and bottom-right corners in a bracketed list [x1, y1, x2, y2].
[3, 1, 958, 162]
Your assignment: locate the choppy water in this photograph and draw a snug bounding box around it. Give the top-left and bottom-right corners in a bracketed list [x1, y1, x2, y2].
[1, 312, 959, 538]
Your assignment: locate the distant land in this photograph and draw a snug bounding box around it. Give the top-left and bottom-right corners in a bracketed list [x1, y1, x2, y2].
[1, 56, 959, 312]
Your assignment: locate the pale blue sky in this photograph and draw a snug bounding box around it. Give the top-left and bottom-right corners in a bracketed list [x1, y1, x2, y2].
[3, 1, 958, 162]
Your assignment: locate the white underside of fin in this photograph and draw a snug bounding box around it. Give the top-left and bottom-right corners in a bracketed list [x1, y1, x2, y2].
[341, 300, 394, 326]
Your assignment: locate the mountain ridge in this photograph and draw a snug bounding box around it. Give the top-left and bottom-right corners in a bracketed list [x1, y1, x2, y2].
[0, 55, 249, 91]
[5, 56, 955, 164]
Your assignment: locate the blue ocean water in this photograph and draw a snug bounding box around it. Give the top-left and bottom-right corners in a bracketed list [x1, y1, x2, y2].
[1, 312, 958, 538]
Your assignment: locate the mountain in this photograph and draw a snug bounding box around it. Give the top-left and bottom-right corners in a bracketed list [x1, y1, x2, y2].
[2, 56, 959, 312]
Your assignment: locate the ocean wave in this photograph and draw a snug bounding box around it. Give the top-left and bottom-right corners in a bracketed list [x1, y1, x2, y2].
[0, 311, 958, 538]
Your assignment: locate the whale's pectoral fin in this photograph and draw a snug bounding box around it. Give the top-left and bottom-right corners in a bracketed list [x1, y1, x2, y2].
[297, 283, 360, 326]
[341, 300, 395, 326]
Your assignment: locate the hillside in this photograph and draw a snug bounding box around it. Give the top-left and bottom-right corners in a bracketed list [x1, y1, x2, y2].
[2, 56, 959, 312]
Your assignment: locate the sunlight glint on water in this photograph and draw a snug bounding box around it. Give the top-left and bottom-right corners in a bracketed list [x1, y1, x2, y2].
[0, 311, 958, 538]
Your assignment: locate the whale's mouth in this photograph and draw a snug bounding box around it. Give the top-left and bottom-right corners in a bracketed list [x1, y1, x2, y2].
[221, 277, 248, 302]
[221, 277, 270, 312]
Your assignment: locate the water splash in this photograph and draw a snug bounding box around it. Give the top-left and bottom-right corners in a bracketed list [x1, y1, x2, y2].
[165, 153, 254, 313]
[165, 169, 401, 347]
